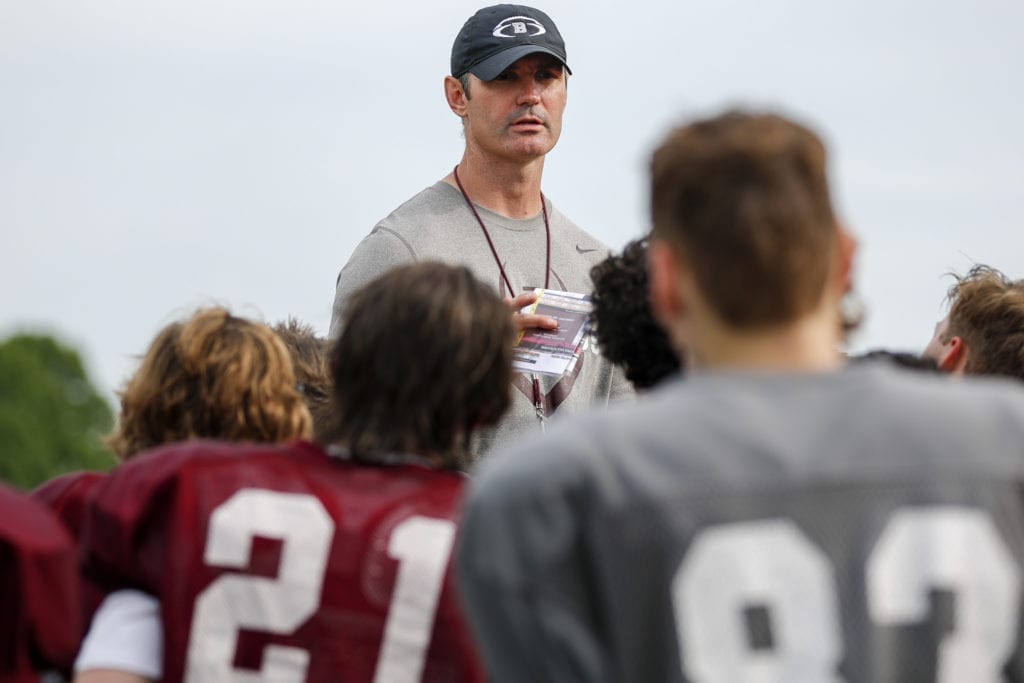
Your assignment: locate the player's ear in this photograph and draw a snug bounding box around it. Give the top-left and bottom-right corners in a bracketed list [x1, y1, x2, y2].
[444, 76, 469, 118]
[835, 225, 858, 295]
[649, 238, 688, 348]
[939, 336, 970, 375]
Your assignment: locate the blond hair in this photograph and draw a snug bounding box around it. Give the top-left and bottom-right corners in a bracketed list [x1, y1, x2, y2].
[107, 308, 311, 459]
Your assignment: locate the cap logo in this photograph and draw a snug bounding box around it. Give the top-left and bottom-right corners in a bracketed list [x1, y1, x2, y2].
[492, 15, 547, 38]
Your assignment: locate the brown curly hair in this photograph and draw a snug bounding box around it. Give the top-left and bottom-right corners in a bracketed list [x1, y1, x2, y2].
[272, 318, 336, 442]
[106, 308, 312, 459]
[331, 262, 514, 468]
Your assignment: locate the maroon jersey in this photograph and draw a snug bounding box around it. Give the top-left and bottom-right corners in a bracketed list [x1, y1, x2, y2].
[32, 471, 105, 541]
[82, 439, 486, 683]
[32, 471, 107, 634]
[0, 483, 81, 683]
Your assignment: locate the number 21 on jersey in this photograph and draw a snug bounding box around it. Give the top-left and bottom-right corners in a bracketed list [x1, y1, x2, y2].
[672, 506, 1021, 683]
[185, 489, 456, 683]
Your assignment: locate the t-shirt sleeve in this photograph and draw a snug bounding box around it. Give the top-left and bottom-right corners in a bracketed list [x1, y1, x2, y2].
[74, 589, 163, 678]
[80, 450, 185, 597]
[329, 226, 418, 339]
[455, 452, 610, 683]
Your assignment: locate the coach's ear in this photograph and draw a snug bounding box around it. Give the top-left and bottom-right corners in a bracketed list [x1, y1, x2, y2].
[938, 336, 970, 375]
[444, 75, 469, 118]
[649, 238, 688, 354]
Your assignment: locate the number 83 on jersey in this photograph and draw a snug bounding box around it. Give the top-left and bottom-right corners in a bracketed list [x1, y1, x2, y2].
[672, 506, 1021, 683]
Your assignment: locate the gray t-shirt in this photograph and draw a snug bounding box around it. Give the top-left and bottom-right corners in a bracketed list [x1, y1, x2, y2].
[330, 181, 634, 462]
[457, 363, 1024, 682]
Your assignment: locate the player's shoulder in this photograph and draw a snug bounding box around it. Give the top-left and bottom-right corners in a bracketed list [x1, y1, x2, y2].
[32, 470, 107, 538]
[0, 481, 73, 551]
[637, 363, 1024, 458]
[637, 361, 1024, 432]
[853, 361, 1024, 430]
[0, 480, 62, 525]
[32, 470, 106, 503]
[97, 440, 328, 505]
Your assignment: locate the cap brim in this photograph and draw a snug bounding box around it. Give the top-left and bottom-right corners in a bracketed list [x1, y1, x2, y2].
[468, 44, 571, 82]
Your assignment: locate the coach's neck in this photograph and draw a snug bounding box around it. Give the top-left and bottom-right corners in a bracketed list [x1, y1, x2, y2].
[446, 151, 546, 219]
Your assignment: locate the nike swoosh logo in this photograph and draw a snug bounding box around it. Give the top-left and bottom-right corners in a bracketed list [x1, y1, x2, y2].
[576, 245, 601, 254]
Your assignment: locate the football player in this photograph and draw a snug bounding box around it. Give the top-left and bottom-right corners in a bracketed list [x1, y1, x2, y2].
[64, 307, 312, 681]
[458, 111, 1024, 681]
[34, 308, 314, 536]
[77, 262, 513, 682]
[922, 264, 1024, 380]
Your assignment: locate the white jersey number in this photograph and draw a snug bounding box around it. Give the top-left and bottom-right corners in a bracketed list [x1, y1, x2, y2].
[185, 490, 332, 683]
[867, 507, 1021, 683]
[674, 507, 1021, 683]
[185, 489, 456, 683]
[373, 517, 457, 683]
[673, 520, 842, 683]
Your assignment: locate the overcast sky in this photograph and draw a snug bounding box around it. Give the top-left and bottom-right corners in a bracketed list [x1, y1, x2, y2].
[2, 0, 1022, 399]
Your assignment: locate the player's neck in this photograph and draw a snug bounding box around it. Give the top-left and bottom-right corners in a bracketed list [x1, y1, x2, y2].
[691, 309, 845, 373]
[445, 153, 545, 218]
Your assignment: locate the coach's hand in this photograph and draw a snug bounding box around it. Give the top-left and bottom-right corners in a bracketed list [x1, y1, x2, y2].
[506, 292, 558, 332]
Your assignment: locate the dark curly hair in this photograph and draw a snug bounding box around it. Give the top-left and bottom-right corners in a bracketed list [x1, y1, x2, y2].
[331, 262, 515, 468]
[590, 238, 682, 389]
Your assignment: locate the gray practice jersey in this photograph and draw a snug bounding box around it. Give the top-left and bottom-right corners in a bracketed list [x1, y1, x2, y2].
[457, 363, 1024, 682]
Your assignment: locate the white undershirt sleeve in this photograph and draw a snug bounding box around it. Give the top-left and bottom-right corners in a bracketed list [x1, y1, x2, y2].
[74, 589, 163, 678]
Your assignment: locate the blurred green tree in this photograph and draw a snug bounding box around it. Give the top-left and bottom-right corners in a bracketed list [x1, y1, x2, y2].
[0, 333, 115, 490]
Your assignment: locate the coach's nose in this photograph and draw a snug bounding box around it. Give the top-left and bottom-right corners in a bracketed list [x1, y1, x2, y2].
[517, 79, 541, 107]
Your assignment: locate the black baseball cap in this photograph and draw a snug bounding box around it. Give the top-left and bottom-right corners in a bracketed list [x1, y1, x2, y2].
[451, 5, 571, 82]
